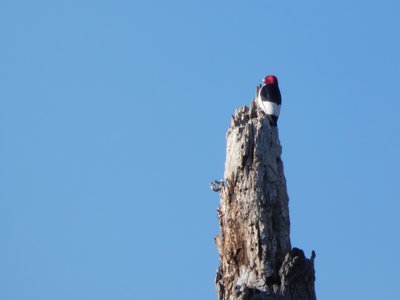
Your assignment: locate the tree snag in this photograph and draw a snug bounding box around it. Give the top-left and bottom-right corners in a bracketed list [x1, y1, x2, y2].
[215, 101, 316, 300]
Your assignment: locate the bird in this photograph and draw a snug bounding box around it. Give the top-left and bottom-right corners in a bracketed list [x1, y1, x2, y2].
[210, 182, 219, 192]
[210, 179, 225, 192]
[256, 74, 282, 127]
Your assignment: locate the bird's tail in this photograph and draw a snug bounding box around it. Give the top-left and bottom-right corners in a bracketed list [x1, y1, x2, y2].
[267, 115, 278, 127]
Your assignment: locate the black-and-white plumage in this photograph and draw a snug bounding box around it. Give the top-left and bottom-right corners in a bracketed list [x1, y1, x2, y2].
[256, 75, 282, 127]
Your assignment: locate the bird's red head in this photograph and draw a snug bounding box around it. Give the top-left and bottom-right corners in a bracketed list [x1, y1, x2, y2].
[263, 75, 278, 85]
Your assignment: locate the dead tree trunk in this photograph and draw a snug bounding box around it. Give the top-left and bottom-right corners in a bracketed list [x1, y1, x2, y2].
[215, 101, 316, 300]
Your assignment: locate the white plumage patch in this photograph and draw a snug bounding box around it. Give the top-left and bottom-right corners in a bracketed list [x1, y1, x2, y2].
[256, 96, 280, 117]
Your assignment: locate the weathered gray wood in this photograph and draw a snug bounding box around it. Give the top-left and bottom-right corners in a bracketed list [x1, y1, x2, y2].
[215, 101, 316, 300]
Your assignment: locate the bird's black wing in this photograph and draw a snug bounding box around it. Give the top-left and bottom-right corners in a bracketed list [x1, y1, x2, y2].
[260, 85, 282, 105]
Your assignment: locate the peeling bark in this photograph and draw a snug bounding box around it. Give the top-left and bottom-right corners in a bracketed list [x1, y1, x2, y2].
[215, 101, 316, 300]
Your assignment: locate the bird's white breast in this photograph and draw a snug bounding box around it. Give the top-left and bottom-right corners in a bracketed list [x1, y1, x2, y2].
[257, 96, 280, 117]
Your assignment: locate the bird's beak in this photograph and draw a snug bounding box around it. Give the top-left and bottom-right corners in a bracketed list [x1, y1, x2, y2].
[260, 79, 265, 83]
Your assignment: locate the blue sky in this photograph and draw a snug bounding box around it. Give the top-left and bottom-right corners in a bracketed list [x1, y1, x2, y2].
[1, 0, 400, 299]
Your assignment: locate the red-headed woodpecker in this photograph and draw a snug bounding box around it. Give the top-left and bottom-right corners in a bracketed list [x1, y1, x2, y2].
[256, 75, 282, 127]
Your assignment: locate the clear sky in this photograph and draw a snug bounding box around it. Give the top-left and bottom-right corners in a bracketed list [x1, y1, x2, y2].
[1, 0, 400, 299]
